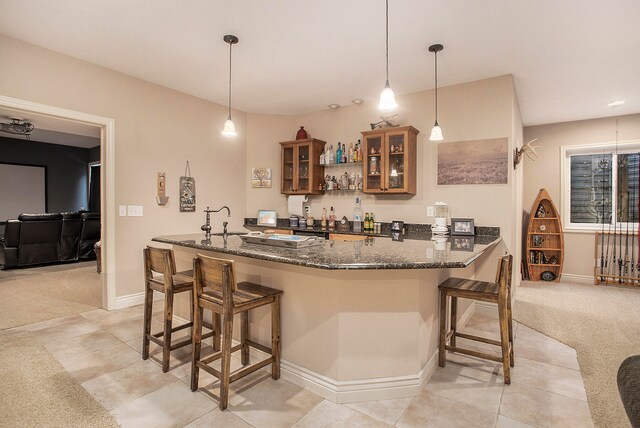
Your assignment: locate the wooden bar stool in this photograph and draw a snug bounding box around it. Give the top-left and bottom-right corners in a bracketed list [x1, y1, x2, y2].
[438, 254, 514, 383]
[191, 253, 283, 410]
[142, 246, 213, 372]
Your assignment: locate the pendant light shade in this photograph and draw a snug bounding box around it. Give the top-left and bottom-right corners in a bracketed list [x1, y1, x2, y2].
[428, 43, 444, 141]
[378, 0, 398, 111]
[222, 34, 238, 137]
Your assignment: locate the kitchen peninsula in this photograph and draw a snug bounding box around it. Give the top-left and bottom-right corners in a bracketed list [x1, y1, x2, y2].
[153, 230, 501, 402]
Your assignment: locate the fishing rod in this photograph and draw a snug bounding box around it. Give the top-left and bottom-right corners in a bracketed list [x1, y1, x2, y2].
[625, 190, 630, 282]
[600, 156, 607, 282]
[631, 169, 636, 281]
[605, 217, 612, 279]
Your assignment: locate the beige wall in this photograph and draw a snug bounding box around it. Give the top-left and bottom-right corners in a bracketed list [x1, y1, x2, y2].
[523, 113, 640, 278]
[247, 75, 523, 284]
[0, 35, 248, 298]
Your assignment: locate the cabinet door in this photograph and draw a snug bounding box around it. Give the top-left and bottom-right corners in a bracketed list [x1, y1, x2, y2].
[296, 143, 311, 193]
[363, 133, 385, 193]
[384, 130, 408, 193]
[281, 144, 296, 193]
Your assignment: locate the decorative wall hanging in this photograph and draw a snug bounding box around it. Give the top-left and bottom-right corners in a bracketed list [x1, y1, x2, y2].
[514, 138, 540, 169]
[156, 172, 169, 206]
[251, 167, 272, 188]
[437, 138, 508, 185]
[370, 114, 400, 130]
[179, 161, 196, 212]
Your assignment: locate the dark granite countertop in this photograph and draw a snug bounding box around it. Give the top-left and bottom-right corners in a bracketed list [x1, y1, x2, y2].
[152, 231, 502, 270]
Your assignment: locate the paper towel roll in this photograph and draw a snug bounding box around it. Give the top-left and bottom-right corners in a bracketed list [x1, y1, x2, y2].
[288, 195, 308, 216]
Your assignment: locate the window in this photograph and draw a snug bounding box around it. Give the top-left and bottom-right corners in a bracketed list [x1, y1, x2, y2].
[562, 142, 640, 230]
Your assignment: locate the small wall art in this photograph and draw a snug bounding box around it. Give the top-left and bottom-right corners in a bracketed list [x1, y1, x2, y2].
[179, 161, 196, 212]
[438, 138, 508, 185]
[251, 167, 272, 188]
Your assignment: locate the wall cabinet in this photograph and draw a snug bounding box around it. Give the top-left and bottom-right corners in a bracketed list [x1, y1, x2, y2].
[280, 138, 326, 195]
[361, 126, 419, 195]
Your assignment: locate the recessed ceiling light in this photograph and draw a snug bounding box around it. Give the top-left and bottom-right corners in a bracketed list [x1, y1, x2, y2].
[352, 99, 364, 105]
[328, 104, 341, 109]
[608, 100, 625, 107]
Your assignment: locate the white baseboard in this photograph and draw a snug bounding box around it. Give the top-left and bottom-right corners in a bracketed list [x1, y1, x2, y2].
[559, 273, 593, 284]
[114, 291, 164, 309]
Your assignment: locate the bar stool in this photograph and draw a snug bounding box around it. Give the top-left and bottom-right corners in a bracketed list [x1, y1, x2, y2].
[438, 254, 514, 383]
[142, 246, 213, 372]
[191, 253, 283, 410]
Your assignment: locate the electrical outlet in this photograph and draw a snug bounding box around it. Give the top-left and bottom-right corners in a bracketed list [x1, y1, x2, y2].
[127, 205, 143, 217]
[119, 205, 127, 216]
[427, 206, 435, 217]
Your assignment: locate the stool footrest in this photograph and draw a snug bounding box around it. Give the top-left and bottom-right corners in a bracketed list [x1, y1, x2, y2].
[169, 337, 192, 351]
[201, 343, 244, 365]
[446, 345, 503, 362]
[152, 321, 193, 338]
[229, 357, 273, 383]
[246, 339, 272, 354]
[455, 331, 501, 347]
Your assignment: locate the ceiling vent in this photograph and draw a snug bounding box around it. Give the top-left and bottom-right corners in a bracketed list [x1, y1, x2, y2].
[0, 117, 35, 139]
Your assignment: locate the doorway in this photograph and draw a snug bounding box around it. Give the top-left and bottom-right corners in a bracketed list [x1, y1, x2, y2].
[0, 95, 116, 309]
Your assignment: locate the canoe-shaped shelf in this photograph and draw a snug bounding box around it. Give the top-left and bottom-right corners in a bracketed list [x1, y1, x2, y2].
[526, 188, 564, 281]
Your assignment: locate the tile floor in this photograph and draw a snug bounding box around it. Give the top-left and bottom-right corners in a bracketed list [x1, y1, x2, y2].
[21, 305, 592, 427]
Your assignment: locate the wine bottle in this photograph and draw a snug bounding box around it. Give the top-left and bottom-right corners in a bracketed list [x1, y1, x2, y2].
[342, 143, 347, 163]
[353, 198, 363, 232]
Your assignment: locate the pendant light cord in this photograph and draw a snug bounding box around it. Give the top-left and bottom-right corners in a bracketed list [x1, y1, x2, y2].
[434, 49, 438, 121]
[228, 41, 232, 118]
[385, 0, 389, 83]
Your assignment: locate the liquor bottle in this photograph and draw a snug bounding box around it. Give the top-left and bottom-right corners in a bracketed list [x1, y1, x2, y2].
[329, 206, 336, 230]
[370, 212, 375, 232]
[336, 143, 342, 164]
[348, 143, 354, 163]
[356, 139, 362, 162]
[364, 213, 370, 232]
[342, 143, 347, 163]
[353, 198, 363, 232]
[319, 149, 325, 165]
[321, 208, 327, 230]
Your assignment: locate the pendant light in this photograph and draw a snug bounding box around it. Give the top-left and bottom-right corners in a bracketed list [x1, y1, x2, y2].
[428, 43, 444, 141]
[378, 0, 398, 111]
[221, 34, 238, 137]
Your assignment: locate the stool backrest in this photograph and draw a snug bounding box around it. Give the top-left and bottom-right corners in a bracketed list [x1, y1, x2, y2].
[143, 246, 177, 281]
[496, 254, 513, 299]
[193, 254, 237, 306]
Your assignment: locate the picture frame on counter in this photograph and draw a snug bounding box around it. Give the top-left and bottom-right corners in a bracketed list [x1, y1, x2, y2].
[257, 210, 277, 226]
[451, 236, 475, 251]
[451, 218, 475, 236]
[391, 220, 404, 232]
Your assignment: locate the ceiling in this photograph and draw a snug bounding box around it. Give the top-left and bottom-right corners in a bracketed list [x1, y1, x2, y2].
[0, 107, 100, 148]
[0, 0, 638, 126]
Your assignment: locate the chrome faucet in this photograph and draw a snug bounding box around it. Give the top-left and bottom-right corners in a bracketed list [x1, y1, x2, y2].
[223, 221, 228, 236]
[212, 206, 231, 217]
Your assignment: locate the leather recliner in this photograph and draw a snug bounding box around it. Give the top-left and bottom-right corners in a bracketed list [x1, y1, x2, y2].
[60, 212, 83, 261]
[0, 220, 21, 268]
[16, 213, 63, 267]
[78, 212, 100, 260]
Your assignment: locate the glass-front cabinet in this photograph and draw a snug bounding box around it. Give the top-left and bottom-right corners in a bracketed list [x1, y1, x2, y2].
[280, 138, 326, 195]
[361, 126, 419, 195]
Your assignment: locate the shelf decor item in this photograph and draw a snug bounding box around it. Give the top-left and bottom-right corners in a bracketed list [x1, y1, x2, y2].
[451, 218, 475, 236]
[296, 126, 308, 140]
[526, 188, 564, 281]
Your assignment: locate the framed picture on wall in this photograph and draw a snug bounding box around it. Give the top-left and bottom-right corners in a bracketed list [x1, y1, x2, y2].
[451, 218, 475, 236]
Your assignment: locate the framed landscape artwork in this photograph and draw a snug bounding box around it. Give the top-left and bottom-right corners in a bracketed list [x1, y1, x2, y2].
[437, 138, 508, 185]
[251, 167, 272, 188]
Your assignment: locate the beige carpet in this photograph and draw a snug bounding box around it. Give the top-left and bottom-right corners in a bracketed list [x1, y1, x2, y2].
[0, 262, 101, 330]
[0, 332, 118, 427]
[514, 280, 640, 428]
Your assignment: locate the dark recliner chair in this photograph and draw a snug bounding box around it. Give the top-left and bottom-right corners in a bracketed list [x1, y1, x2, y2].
[618, 355, 640, 428]
[0, 220, 21, 268]
[60, 212, 83, 261]
[16, 213, 63, 267]
[78, 212, 100, 260]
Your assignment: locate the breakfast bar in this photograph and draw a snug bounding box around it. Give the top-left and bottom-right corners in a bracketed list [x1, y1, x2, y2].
[153, 230, 501, 403]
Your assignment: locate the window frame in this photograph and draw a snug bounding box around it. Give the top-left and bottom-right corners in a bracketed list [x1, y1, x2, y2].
[561, 140, 640, 232]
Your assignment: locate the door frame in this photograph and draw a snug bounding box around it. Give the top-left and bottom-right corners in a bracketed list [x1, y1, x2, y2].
[0, 95, 117, 310]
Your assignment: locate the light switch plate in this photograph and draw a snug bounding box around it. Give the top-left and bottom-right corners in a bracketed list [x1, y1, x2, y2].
[127, 205, 143, 217]
[427, 206, 435, 217]
[119, 205, 127, 216]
